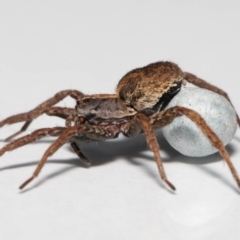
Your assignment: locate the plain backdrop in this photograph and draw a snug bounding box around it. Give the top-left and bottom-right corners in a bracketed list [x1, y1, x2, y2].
[0, 1, 240, 240]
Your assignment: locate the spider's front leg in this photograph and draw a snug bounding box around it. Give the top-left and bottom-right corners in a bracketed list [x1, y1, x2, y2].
[149, 106, 240, 189]
[0, 127, 66, 157]
[0, 90, 83, 140]
[0, 124, 91, 167]
[45, 107, 76, 120]
[19, 124, 120, 189]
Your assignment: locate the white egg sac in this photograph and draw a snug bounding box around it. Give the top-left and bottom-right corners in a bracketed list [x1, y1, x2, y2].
[162, 88, 238, 157]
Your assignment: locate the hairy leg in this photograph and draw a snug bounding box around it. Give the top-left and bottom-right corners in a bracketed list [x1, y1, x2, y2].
[122, 113, 175, 190]
[0, 127, 66, 157]
[149, 106, 240, 188]
[0, 125, 92, 166]
[3, 107, 76, 141]
[0, 90, 83, 140]
[183, 72, 240, 126]
[45, 107, 76, 120]
[19, 124, 120, 189]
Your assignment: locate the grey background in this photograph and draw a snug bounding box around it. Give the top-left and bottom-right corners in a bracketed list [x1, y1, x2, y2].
[0, 1, 240, 239]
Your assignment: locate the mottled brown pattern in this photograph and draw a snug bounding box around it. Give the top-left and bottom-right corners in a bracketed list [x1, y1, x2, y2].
[0, 61, 239, 191]
[117, 62, 183, 111]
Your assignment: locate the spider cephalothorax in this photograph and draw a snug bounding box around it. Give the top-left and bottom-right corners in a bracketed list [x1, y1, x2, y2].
[0, 61, 239, 191]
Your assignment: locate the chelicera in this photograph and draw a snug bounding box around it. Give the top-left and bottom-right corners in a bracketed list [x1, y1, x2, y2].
[0, 61, 239, 190]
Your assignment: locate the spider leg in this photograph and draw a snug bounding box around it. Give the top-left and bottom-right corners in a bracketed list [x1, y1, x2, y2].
[70, 142, 91, 166]
[4, 107, 76, 141]
[0, 127, 66, 157]
[183, 72, 240, 126]
[122, 113, 176, 191]
[45, 107, 76, 120]
[149, 106, 240, 188]
[0, 125, 91, 166]
[19, 124, 120, 189]
[4, 121, 32, 142]
[0, 90, 83, 140]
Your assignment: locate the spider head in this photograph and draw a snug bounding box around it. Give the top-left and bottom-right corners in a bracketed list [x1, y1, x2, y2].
[75, 95, 136, 121]
[75, 96, 101, 119]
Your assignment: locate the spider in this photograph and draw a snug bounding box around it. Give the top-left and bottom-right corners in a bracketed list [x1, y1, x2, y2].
[0, 61, 239, 190]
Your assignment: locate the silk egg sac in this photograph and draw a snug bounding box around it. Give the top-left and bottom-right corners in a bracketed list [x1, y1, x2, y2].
[162, 88, 238, 157]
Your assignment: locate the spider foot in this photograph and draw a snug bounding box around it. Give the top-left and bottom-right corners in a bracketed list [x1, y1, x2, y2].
[19, 175, 36, 189]
[164, 179, 176, 191]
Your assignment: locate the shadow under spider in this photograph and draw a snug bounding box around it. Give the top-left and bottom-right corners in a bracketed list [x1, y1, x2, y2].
[0, 131, 238, 192]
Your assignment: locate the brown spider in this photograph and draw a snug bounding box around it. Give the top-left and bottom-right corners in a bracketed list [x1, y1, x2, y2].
[0, 61, 239, 190]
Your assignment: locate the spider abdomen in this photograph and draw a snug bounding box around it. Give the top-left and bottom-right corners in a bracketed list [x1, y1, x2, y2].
[116, 61, 183, 112]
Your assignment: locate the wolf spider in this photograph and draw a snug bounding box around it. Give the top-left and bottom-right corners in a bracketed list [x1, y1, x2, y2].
[0, 61, 239, 190]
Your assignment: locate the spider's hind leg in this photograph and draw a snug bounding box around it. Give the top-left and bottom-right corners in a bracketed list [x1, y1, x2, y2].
[149, 106, 240, 189]
[183, 72, 240, 126]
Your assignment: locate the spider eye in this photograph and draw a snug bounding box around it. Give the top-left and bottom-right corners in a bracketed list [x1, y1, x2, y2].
[83, 99, 89, 103]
